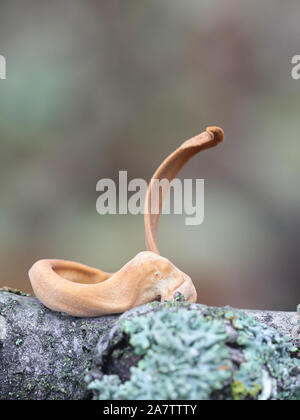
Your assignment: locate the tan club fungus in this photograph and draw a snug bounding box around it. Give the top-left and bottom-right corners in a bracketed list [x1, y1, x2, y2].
[29, 127, 224, 317]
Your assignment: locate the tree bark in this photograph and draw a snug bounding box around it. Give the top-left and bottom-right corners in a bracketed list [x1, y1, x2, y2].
[0, 291, 118, 400]
[0, 290, 299, 400]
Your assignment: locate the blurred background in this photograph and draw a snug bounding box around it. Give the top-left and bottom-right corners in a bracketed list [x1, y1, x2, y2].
[0, 0, 299, 310]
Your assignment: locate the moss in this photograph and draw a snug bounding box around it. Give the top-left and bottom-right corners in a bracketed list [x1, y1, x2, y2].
[87, 303, 300, 400]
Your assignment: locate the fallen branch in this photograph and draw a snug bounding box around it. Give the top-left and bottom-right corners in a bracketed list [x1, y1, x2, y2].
[0, 290, 299, 400]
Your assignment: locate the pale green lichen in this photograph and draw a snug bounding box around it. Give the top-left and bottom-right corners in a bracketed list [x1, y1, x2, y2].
[230, 310, 300, 400]
[89, 308, 232, 400]
[88, 304, 300, 400]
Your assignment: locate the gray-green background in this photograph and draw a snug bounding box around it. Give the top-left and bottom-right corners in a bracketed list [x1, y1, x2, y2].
[0, 0, 299, 310]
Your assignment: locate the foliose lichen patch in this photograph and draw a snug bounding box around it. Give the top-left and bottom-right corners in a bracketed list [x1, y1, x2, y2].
[88, 303, 300, 400]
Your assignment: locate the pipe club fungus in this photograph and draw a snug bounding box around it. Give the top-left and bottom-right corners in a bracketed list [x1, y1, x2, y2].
[29, 127, 224, 316]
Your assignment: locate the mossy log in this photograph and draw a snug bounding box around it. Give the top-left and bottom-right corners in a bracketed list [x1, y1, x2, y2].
[0, 290, 299, 400]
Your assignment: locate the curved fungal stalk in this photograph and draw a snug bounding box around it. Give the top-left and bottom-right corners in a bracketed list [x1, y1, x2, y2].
[29, 127, 223, 317]
[144, 126, 224, 254]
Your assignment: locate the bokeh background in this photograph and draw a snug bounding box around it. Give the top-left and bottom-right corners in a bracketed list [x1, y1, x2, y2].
[0, 0, 299, 310]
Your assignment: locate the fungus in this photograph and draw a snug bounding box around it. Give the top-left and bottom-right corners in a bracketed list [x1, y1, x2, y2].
[29, 127, 224, 317]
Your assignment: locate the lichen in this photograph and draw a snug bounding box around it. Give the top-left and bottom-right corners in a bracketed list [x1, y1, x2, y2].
[15, 338, 23, 347]
[0, 287, 30, 297]
[87, 303, 300, 400]
[230, 310, 300, 400]
[89, 308, 231, 399]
